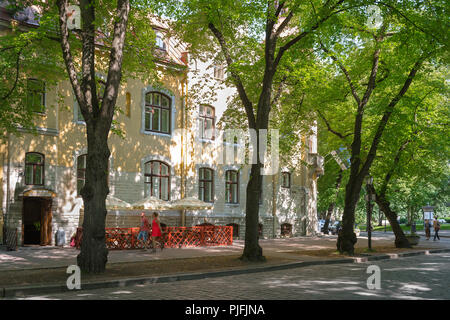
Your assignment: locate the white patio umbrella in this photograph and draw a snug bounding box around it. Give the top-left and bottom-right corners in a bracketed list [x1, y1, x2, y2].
[130, 195, 173, 210]
[81, 194, 132, 210]
[170, 197, 214, 210]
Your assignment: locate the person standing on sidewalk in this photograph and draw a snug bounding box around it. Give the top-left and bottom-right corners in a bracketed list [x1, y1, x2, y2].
[433, 218, 441, 241]
[137, 212, 151, 250]
[151, 211, 163, 253]
[425, 219, 431, 240]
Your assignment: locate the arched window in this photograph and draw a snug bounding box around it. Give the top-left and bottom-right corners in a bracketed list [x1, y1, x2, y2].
[155, 31, 166, 50]
[25, 152, 44, 185]
[144, 92, 171, 134]
[199, 105, 215, 140]
[225, 170, 239, 204]
[144, 160, 170, 200]
[199, 168, 214, 203]
[281, 171, 291, 188]
[77, 154, 87, 196]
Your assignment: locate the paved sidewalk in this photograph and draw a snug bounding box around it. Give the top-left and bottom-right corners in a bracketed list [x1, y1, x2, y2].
[2, 232, 449, 271]
[1, 233, 449, 298]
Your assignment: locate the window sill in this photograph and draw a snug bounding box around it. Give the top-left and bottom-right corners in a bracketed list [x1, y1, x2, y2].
[225, 203, 240, 207]
[198, 138, 215, 144]
[142, 130, 172, 138]
[73, 120, 86, 126]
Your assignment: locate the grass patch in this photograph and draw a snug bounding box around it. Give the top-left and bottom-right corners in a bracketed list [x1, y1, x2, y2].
[358, 224, 450, 232]
[284, 246, 431, 258]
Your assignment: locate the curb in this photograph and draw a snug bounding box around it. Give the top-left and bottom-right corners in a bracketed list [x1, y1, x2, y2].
[2, 248, 450, 298]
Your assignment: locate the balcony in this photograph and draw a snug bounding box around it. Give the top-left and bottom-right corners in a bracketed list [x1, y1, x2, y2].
[308, 153, 324, 176]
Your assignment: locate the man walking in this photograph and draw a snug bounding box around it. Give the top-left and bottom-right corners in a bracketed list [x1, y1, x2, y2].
[425, 219, 431, 240]
[433, 218, 441, 241]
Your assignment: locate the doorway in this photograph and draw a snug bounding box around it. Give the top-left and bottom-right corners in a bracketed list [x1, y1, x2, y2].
[23, 197, 52, 245]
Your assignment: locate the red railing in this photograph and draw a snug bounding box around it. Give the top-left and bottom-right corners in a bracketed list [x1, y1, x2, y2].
[75, 225, 233, 250]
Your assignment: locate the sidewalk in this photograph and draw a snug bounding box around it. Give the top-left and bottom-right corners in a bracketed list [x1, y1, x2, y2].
[1, 233, 449, 298]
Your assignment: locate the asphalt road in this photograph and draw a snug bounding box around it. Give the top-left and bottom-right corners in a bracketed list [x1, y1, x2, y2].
[7, 252, 450, 301]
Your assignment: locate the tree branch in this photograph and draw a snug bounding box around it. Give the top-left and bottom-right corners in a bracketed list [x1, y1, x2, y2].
[319, 41, 361, 106]
[102, 0, 130, 120]
[317, 109, 352, 140]
[360, 53, 431, 175]
[270, 75, 288, 106]
[1, 46, 23, 101]
[208, 22, 256, 128]
[273, 0, 345, 71]
[57, 0, 86, 114]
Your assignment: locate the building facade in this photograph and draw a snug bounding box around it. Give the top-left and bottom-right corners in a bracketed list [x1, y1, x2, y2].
[0, 8, 323, 246]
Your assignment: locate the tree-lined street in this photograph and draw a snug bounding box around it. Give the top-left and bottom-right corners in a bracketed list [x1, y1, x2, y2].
[1, 0, 448, 303]
[8, 253, 450, 300]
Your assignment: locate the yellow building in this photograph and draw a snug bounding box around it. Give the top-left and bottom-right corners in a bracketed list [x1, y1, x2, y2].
[1, 6, 323, 247]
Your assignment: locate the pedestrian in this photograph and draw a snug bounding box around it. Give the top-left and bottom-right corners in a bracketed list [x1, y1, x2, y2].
[433, 218, 441, 241]
[151, 211, 164, 253]
[137, 212, 150, 250]
[425, 219, 431, 240]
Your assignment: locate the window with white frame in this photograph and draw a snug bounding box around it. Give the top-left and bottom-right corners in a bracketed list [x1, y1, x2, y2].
[144, 92, 171, 134]
[281, 171, 291, 188]
[199, 105, 215, 140]
[155, 31, 166, 50]
[213, 64, 225, 80]
[225, 170, 239, 204]
[25, 152, 44, 185]
[199, 167, 214, 203]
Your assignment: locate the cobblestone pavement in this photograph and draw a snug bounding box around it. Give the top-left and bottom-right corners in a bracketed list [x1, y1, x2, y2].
[9, 253, 450, 300]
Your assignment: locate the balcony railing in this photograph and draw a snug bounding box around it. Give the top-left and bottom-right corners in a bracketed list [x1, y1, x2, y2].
[308, 153, 325, 175]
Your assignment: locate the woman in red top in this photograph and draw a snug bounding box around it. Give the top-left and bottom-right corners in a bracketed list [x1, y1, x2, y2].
[151, 212, 163, 252]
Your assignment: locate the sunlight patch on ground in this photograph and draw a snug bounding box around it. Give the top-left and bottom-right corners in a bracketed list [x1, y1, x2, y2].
[111, 290, 133, 294]
[353, 291, 380, 297]
[398, 283, 432, 292]
[0, 254, 28, 262]
[383, 267, 439, 272]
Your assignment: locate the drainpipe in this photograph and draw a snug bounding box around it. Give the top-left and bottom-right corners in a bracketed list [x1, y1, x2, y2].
[272, 174, 276, 238]
[180, 79, 185, 227]
[180, 61, 188, 227]
[6, 133, 11, 223]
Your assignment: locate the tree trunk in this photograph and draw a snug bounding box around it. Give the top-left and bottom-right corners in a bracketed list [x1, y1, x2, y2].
[378, 207, 383, 226]
[77, 128, 110, 273]
[323, 169, 343, 234]
[370, 186, 411, 248]
[240, 163, 265, 262]
[337, 175, 362, 255]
